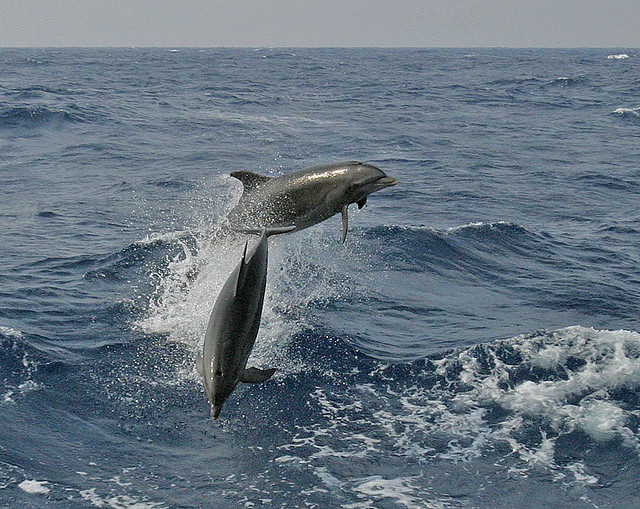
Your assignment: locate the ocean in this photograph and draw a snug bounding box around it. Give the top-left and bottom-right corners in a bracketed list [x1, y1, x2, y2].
[1, 47, 640, 508]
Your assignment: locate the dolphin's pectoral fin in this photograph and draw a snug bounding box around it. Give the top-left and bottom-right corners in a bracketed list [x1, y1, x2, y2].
[356, 197, 367, 209]
[230, 171, 271, 192]
[195, 352, 204, 377]
[341, 205, 349, 243]
[239, 367, 276, 384]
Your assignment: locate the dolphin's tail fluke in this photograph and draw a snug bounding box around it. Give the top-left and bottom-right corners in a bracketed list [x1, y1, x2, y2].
[232, 226, 296, 237]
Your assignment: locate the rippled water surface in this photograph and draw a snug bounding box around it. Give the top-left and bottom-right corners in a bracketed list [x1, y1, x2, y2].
[1, 48, 640, 508]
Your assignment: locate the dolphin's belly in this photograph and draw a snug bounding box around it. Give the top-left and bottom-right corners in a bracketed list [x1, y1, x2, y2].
[229, 183, 339, 230]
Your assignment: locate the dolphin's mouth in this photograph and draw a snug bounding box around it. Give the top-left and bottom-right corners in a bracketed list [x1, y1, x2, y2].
[375, 175, 398, 188]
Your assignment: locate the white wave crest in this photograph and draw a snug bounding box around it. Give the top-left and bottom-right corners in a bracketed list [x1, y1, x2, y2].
[18, 479, 50, 494]
[445, 220, 517, 233]
[613, 106, 640, 116]
[607, 54, 629, 60]
[0, 326, 23, 339]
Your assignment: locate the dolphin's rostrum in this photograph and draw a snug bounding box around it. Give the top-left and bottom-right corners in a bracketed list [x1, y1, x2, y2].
[226, 161, 397, 242]
[196, 226, 294, 420]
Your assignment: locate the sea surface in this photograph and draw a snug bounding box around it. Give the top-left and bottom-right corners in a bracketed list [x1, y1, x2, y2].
[1, 47, 640, 508]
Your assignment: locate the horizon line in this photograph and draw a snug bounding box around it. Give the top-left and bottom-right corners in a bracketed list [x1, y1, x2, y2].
[0, 45, 637, 50]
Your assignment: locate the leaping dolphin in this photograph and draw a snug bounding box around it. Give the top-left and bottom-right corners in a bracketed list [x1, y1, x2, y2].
[196, 226, 294, 420]
[226, 161, 397, 242]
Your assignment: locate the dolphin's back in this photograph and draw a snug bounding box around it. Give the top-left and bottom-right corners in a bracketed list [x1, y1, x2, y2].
[203, 234, 269, 376]
[228, 161, 365, 230]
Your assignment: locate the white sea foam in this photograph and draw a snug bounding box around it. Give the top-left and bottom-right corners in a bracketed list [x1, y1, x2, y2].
[0, 326, 23, 339]
[79, 488, 167, 509]
[613, 106, 640, 116]
[447, 327, 640, 454]
[18, 479, 50, 494]
[607, 54, 629, 60]
[2, 380, 40, 404]
[344, 474, 456, 509]
[445, 221, 486, 232]
[350, 476, 422, 509]
[275, 326, 640, 494]
[445, 220, 516, 233]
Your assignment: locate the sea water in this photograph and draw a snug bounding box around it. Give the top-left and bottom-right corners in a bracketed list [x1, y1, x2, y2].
[1, 48, 640, 508]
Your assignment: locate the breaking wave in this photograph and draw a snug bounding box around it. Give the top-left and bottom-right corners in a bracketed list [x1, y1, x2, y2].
[272, 325, 640, 501]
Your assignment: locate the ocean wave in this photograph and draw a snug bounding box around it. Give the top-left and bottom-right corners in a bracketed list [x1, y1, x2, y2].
[0, 330, 42, 404]
[35, 210, 62, 219]
[364, 222, 639, 323]
[444, 220, 535, 242]
[79, 488, 167, 509]
[84, 231, 195, 281]
[0, 104, 86, 127]
[362, 222, 544, 275]
[599, 223, 640, 236]
[5, 85, 70, 100]
[542, 76, 588, 88]
[130, 218, 638, 371]
[435, 327, 640, 447]
[0, 326, 23, 340]
[487, 76, 545, 88]
[613, 106, 640, 120]
[574, 172, 640, 192]
[26, 253, 102, 275]
[275, 326, 640, 493]
[23, 55, 50, 65]
[18, 479, 50, 495]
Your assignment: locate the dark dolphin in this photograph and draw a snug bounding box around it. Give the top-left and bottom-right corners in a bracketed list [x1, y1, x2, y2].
[226, 161, 397, 242]
[196, 226, 294, 420]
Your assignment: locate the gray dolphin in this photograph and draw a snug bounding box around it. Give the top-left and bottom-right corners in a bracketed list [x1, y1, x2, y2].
[226, 161, 397, 242]
[196, 226, 294, 420]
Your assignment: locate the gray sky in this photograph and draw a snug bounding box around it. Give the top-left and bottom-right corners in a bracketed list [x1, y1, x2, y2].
[1, 1, 638, 47]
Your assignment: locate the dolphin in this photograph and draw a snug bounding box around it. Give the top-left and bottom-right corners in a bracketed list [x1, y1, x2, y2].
[196, 226, 294, 420]
[226, 161, 397, 242]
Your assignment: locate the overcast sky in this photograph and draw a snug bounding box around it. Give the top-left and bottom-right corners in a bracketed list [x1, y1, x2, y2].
[0, 1, 638, 48]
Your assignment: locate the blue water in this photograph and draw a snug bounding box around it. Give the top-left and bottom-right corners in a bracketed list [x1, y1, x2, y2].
[1, 47, 640, 508]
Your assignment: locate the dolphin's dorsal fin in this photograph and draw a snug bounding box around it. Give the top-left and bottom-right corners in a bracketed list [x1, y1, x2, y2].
[356, 197, 367, 209]
[239, 367, 276, 383]
[233, 240, 250, 296]
[195, 352, 204, 377]
[230, 171, 271, 192]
